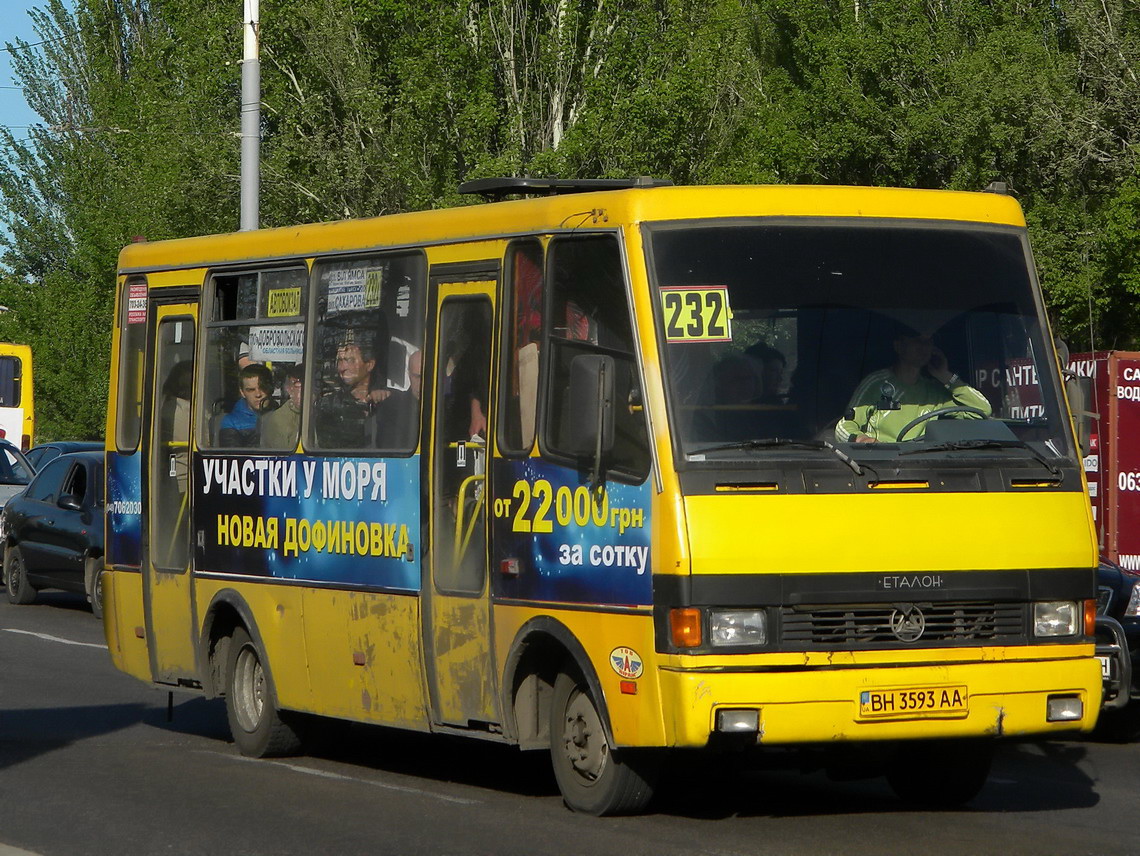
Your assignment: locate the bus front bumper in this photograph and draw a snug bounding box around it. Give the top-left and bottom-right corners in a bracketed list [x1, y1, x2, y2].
[656, 654, 1102, 747]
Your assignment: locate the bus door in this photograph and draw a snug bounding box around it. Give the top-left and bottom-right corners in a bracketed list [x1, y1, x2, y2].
[142, 303, 198, 683]
[425, 275, 498, 728]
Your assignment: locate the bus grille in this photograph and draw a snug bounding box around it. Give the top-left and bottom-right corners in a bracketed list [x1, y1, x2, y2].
[779, 602, 1025, 648]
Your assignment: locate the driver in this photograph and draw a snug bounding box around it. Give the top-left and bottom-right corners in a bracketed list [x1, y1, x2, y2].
[836, 326, 991, 443]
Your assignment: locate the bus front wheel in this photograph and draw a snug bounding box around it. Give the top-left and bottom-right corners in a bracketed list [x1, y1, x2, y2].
[549, 669, 658, 815]
[224, 626, 301, 758]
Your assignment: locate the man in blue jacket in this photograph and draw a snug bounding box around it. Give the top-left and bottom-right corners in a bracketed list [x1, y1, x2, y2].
[220, 363, 275, 447]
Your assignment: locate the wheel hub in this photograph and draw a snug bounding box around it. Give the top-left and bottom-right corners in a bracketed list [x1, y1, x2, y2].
[233, 646, 266, 733]
[562, 689, 609, 782]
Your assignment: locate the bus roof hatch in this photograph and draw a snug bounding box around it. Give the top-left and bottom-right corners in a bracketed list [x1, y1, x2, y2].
[458, 176, 672, 201]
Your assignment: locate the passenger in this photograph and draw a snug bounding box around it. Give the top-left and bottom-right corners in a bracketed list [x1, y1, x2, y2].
[714, 354, 762, 406]
[260, 363, 303, 450]
[699, 355, 764, 441]
[745, 341, 787, 405]
[160, 361, 194, 489]
[407, 348, 423, 401]
[836, 326, 992, 443]
[443, 328, 488, 441]
[315, 334, 380, 448]
[219, 363, 275, 447]
[368, 349, 422, 449]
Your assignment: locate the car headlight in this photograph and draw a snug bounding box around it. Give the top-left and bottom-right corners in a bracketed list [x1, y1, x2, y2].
[1125, 584, 1140, 619]
[1033, 601, 1078, 637]
[709, 609, 767, 646]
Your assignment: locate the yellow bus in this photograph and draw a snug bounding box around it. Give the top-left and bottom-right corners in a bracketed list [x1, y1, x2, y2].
[102, 179, 1104, 815]
[0, 342, 33, 451]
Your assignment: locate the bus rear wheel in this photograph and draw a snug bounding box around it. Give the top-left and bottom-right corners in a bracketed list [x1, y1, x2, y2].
[5, 546, 36, 605]
[885, 739, 993, 807]
[224, 627, 301, 758]
[549, 669, 658, 816]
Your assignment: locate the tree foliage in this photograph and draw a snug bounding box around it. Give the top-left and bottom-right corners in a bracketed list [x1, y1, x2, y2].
[2, 0, 1140, 439]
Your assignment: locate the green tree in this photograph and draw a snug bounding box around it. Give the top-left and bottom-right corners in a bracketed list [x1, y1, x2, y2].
[4, 0, 1140, 445]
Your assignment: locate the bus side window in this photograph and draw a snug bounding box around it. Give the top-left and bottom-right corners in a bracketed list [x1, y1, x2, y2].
[200, 267, 308, 451]
[499, 240, 543, 456]
[0, 356, 19, 407]
[542, 235, 649, 480]
[309, 252, 426, 453]
[116, 276, 148, 452]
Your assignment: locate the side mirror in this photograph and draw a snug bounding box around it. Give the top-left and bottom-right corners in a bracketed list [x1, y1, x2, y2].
[1055, 335, 1098, 456]
[1066, 374, 1097, 457]
[58, 494, 82, 512]
[567, 354, 615, 459]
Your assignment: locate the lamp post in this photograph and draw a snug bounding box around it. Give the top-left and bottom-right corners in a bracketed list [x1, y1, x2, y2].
[240, 0, 260, 231]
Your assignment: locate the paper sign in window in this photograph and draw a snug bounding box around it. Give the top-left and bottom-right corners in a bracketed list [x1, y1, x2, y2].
[248, 324, 304, 363]
[327, 267, 384, 314]
[660, 286, 732, 343]
[266, 287, 302, 317]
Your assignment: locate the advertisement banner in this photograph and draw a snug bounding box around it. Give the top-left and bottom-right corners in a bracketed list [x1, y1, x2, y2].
[491, 458, 652, 606]
[193, 452, 420, 590]
[107, 452, 143, 567]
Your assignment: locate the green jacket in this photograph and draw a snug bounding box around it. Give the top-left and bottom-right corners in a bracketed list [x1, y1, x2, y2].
[835, 369, 992, 443]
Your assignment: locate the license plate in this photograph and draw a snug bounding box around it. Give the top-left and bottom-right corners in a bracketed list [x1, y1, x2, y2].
[1099, 655, 1114, 680]
[858, 685, 968, 719]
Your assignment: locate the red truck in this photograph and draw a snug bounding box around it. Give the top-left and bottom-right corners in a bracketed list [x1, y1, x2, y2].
[1070, 351, 1140, 727]
[1070, 351, 1140, 567]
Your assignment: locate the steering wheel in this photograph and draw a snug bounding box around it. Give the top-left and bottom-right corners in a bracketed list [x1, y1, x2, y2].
[895, 405, 988, 442]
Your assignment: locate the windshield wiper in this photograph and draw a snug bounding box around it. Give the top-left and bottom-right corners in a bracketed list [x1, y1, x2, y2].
[899, 438, 1063, 478]
[690, 438, 825, 455]
[689, 438, 872, 478]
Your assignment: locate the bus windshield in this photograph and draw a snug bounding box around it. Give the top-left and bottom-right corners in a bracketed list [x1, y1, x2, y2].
[645, 220, 1073, 466]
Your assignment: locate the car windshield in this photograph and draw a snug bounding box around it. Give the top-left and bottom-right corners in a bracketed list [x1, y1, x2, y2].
[0, 446, 32, 484]
[645, 220, 1073, 467]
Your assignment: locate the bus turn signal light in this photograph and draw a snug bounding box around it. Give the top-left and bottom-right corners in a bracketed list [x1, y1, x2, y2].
[670, 608, 702, 648]
[1084, 598, 1097, 635]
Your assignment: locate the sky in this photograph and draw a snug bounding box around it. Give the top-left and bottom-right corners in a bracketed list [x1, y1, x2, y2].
[1, 3, 43, 145]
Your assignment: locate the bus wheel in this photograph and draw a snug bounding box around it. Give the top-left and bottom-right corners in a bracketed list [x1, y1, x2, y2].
[224, 627, 301, 758]
[549, 669, 658, 815]
[886, 739, 993, 807]
[85, 557, 103, 619]
[5, 546, 36, 605]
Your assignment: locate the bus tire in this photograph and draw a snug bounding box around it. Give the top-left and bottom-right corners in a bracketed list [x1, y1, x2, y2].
[5, 546, 36, 605]
[886, 739, 993, 807]
[224, 626, 301, 758]
[549, 669, 658, 816]
[85, 556, 103, 619]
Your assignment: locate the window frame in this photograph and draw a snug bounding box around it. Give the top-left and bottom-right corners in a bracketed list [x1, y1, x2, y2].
[306, 248, 428, 457]
[115, 275, 149, 453]
[198, 263, 310, 452]
[0, 355, 22, 407]
[496, 237, 546, 459]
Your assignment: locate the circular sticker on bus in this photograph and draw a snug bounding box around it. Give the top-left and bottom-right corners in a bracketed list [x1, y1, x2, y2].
[609, 647, 643, 680]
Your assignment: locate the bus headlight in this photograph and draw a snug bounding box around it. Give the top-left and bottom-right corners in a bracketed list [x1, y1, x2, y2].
[1033, 601, 1078, 637]
[1125, 584, 1140, 618]
[709, 610, 767, 646]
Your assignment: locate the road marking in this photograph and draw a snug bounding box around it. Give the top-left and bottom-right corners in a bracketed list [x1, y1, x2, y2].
[214, 753, 481, 805]
[2, 628, 108, 650]
[0, 843, 44, 855]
